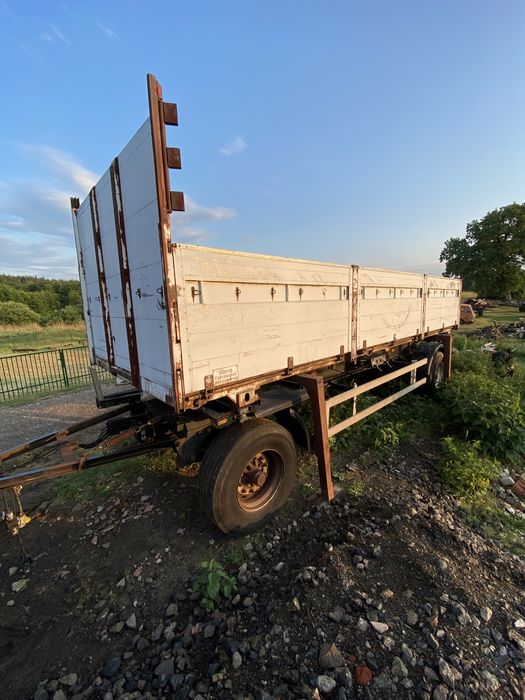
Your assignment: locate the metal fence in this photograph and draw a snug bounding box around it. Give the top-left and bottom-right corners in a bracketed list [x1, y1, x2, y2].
[0, 345, 110, 402]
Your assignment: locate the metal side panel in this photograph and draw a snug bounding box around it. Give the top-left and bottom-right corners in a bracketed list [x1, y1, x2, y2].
[75, 198, 108, 363]
[117, 118, 173, 400]
[174, 244, 351, 396]
[71, 199, 95, 362]
[94, 169, 131, 374]
[357, 268, 425, 348]
[424, 275, 462, 332]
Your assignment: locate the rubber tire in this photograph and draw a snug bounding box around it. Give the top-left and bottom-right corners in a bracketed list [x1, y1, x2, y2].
[198, 418, 297, 535]
[427, 351, 445, 393]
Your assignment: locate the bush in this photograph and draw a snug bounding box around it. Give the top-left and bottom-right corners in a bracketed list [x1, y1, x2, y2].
[441, 437, 500, 501]
[452, 348, 494, 376]
[440, 372, 525, 463]
[0, 301, 40, 325]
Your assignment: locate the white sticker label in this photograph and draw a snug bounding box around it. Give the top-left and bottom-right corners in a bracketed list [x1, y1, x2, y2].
[213, 365, 239, 387]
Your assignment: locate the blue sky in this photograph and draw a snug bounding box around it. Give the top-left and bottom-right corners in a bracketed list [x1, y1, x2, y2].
[1, 0, 525, 279]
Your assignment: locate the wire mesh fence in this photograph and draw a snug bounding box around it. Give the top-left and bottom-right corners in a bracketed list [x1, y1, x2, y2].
[0, 345, 110, 402]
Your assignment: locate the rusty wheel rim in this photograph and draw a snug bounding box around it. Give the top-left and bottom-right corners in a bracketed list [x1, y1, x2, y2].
[237, 450, 284, 512]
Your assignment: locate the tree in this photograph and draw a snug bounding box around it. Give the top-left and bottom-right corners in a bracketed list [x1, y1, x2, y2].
[0, 301, 40, 325]
[440, 203, 525, 299]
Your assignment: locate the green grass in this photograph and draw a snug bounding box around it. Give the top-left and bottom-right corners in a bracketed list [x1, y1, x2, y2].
[0, 323, 87, 357]
[466, 499, 525, 556]
[55, 457, 145, 503]
[455, 304, 525, 336]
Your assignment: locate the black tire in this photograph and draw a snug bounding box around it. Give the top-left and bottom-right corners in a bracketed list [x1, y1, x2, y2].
[198, 418, 297, 535]
[427, 351, 445, 392]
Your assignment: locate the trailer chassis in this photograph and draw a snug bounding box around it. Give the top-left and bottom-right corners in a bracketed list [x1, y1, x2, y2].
[0, 334, 451, 535]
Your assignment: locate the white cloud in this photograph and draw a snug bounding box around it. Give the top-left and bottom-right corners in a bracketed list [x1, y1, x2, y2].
[219, 136, 246, 156]
[50, 23, 71, 45]
[97, 22, 118, 39]
[39, 31, 53, 42]
[21, 145, 98, 193]
[171, 195, 236, 243]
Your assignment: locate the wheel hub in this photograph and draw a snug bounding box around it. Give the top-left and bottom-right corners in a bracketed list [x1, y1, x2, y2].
[238, 452, 269, 499]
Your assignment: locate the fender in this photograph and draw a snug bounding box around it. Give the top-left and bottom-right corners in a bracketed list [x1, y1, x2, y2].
[274, 408, 311, 452]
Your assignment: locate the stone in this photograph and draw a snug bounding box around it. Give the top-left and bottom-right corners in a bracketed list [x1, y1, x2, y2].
[480, 606, 492, 623]
[433, 685, 448, 700]
[317, 675, 337, 694]
[438, 658, 461, 689]
[355, 665, 373, 685]
[482, 671, 499, 691]
[273, 561, 285, 572]
[204, 624, 216, 639]
[424, 667, 440, 683]
[103, 656, 121, 678]
[11, 579, 28, 593]
[357, 618, 369, 633]
[392, 657, 408, 678]
[34, 687, 49, 700]
[232, 651, 242, 669]
[406, 610, 418, 626]
[166, 603, 178, 617]
[370, 621, 389, 634]
[109, 621, 124, 634]
[500, 473, 515, 487]
[52, 691, 66, 700]
[514, 618, 525, 630]
[154, 658, 174, 678]
[125, 612, 137, 629]
[328, 607, 344, 623]
[58, 673, 77, 687]
[319, 642, 344, 669]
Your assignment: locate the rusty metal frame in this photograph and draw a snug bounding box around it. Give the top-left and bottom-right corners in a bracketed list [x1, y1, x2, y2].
[89, 187, 115, 368]
[110, 158, 140, 387]
[147, 73, 185, 410]
[433, 332, 453, 381]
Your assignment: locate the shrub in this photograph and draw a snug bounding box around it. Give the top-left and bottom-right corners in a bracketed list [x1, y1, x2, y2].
[441, 437, 500, 501]
[192, 558, 237, 611]
[0, 301, 40, 325]
[452, 348, 494, 376]
[440, 372, 525, 463]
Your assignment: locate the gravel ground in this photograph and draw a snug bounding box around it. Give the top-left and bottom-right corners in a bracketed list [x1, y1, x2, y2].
[0, 388, 101, 452]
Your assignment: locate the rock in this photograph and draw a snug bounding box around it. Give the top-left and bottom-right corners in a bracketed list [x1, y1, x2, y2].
[6, 600, 14, 607]
[166, 603, 178, 617]
[328, 607, 344, 623]
[52, 691, 66, 700]
[232, 651, 242, 669]
[125, 612, 137, 629]
[34, 687, 49, 700]
[357, 618, 369, 633]
[204, 624, 216, 639]
[391, 657, 408, 678]
[273, 561, 285, 572]
[433, 685, 449, 700]
[11, 579, 28, 593]
[319, 642, 344, 669]
[381, 589, 394, 599]
[370, 621, 389, 634]
[317, 675, 337, 694]
[514, 618, 525, 630]
[58, 673, 77, 687]
[482, 670, 499, 691]
[103, 656, 121, 678]
[424, 666, 440, 683]
[406, 610, 418, 626]
[355, 665, 373, 685]
[109, 621, 124, 634]
[154, 658, 174, 678]
[438, 658, 461, 689]
[500, 473, 515, 487]
[480, 606, 492, 623]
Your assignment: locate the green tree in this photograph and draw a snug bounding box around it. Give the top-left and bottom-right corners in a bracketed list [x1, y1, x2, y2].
[0, 301, 40, 325]
[440, 203, 525, 299]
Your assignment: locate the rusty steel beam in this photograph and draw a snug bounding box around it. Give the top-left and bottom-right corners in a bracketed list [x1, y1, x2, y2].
[295, 373, 335, 502]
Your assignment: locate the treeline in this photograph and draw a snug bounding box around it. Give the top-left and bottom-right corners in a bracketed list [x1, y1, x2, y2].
[0, 275, 83, 326]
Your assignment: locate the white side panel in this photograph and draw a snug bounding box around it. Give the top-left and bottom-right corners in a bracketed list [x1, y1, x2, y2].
[118, 118, 172, 400]
[424, 276, 462, 331]
[76, 199, 108, 362]
[175, 245, 350, 395]
[357, 268, 424, 348]
[94, 169, 131, 374]
[72, 205, 94, 362]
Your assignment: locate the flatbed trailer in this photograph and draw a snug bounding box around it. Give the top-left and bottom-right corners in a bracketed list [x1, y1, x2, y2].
[0, 74, 460, 536]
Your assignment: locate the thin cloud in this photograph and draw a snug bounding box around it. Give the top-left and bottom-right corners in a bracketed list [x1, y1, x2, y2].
[50, 23, 71, 45]
[219, 136, 247, 156]
[97, 22, 118, 39]
[21, 145, 98, 193]
[39, 32, 53, 42]
[171, 196, 236, 243]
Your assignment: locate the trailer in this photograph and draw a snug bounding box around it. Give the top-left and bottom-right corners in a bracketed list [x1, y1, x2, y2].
[0, 74, 460, 536]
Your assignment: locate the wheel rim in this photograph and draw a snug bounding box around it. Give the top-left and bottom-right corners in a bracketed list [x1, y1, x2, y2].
[237, 450, 285, 512]
[434, 361, 445, 388]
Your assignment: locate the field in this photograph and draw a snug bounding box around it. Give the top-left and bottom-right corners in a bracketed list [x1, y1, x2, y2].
[0, 323, 87, 358]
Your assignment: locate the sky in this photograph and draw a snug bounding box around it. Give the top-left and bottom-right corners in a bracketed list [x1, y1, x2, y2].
[1, 0, 525, 280]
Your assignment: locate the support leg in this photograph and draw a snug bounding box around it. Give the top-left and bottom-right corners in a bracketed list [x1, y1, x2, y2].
[296, 373, 335, 501]
[436, 333, 453, 381]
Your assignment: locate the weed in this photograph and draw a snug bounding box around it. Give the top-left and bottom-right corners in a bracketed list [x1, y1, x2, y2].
[440, 437, 500, 501]
[440, 372, 525, 463]
[466, 500, 525, 556]
[192, 558, 237, 611]
[56, 458, 143, 503]
[223, 544, 245, 567]
[344, 476, 365, 497]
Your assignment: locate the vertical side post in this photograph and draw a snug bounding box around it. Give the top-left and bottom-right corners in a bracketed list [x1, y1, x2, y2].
[296, 373, 335, 501]
[436, 332, 453, 381]
[58, 349, 70, 388]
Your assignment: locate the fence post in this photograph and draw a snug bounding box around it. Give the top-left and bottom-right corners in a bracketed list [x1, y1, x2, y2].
[58, 349, 70, 388]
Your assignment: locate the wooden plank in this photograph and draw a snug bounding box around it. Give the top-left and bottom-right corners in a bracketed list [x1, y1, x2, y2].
[325, 358, 427, 411]
[328, 377, 427, 437]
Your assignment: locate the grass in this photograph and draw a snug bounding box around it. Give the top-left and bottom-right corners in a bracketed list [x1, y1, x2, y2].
[455, 304, 525, 336]
[466, 499, 525, 556]
[55, 457, 145, 503]
[0, 323, 87, 357]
